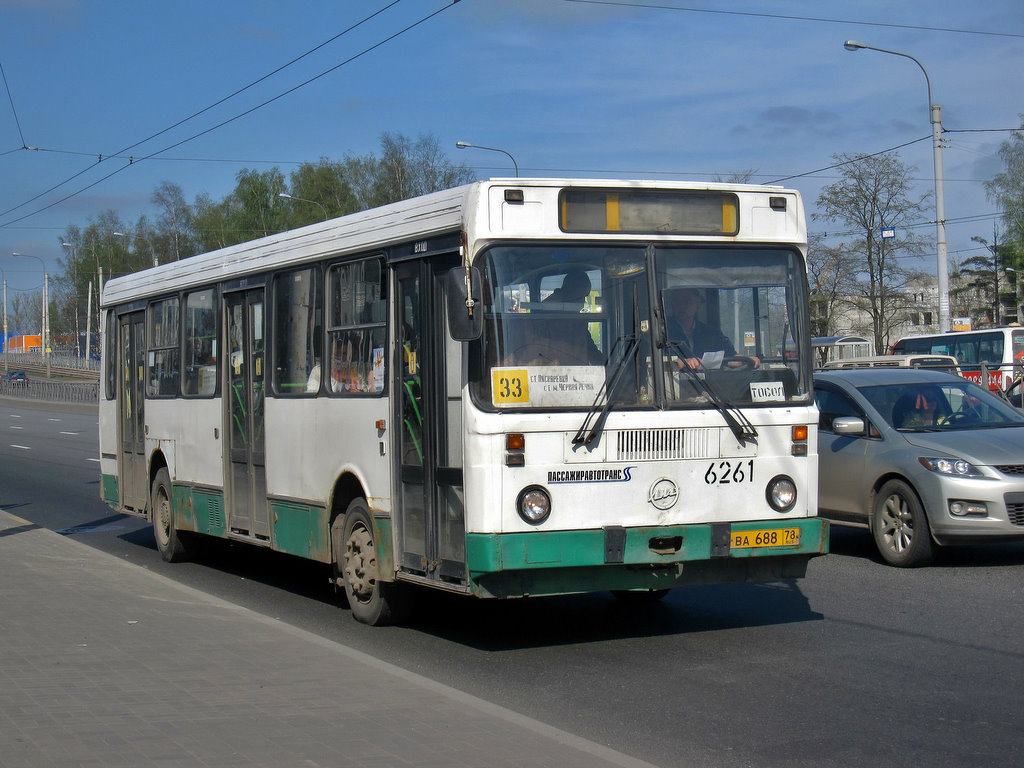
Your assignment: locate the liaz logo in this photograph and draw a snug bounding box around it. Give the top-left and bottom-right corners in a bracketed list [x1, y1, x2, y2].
[648, 478, 678, 510]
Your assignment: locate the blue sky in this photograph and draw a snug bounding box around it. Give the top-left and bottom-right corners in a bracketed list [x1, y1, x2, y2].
[1, 0, 1022, 295]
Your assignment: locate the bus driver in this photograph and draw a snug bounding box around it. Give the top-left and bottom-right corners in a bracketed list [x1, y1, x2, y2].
[667, 288, 759, 370]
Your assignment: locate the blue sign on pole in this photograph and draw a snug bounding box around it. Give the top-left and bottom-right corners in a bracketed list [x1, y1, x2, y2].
[881, 228, 896, 239]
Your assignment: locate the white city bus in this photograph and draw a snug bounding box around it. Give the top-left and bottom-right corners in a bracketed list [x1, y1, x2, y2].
[892, 327, 1024, 390]
[99, 179, 828, 625]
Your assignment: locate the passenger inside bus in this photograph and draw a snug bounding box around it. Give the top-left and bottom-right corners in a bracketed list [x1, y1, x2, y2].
[666, 288, 759, 369]
[506, 268, 604, 366]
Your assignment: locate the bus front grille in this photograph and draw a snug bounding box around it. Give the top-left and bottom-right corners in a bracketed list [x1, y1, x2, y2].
[614, 428, 714, 461]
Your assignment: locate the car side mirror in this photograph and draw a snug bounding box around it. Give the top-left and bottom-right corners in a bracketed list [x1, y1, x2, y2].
[832, 416, 866, 436]
[446, 266, 483, 341]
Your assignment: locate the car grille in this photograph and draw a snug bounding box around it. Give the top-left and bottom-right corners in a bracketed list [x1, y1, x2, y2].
[995, 464, 1024, 476]
[1004, 493, 1024, 526]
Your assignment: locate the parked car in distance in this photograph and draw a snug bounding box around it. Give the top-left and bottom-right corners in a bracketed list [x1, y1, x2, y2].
[3, 369, 29, 385]
[814, 368, 1024, 566]
[820, 354, 960, 373]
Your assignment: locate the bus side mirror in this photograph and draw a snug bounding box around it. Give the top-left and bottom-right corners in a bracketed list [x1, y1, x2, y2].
[446, 266, 483, 341]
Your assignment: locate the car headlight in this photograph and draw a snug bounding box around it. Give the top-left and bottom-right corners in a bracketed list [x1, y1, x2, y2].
[765, 475, 797, 512]
[517, 485, 551, 525]
[918, 457, 983, 477]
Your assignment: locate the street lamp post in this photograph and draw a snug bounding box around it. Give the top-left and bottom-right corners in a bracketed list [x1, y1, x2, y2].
[456, 141, 519, 177]
[12, 252, 49, 378]
[844, 40, 949, 332]
[278, 192, 328, 221]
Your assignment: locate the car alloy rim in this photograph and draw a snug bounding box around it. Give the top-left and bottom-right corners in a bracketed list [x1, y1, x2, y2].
[879, 493, 913, 553]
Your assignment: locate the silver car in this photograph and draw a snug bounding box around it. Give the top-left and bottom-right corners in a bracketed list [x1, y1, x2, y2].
[814, 368, 1024, 566]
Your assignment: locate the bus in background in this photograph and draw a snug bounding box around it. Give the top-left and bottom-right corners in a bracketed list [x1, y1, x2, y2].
[891, 327, 1024, 390]
[98, 179, 828, 625]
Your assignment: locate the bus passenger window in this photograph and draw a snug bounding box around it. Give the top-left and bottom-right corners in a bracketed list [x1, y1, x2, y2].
[147, 297, 180, 398]
[272, 267, 322, 396]
[183, 288, 217, 396]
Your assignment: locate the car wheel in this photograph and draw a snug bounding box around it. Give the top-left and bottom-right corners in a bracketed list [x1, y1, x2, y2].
[871, 479, 934, 567]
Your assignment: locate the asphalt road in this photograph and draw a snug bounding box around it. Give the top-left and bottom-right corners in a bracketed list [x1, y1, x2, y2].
[3, 396, 1023, 768]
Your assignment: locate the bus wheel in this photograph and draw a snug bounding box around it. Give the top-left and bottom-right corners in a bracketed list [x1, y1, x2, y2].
[872, 479, 934, 567]
[612, 589, 670, 603]
[152, 468, 189, 563]
[339, 499, 404, 626]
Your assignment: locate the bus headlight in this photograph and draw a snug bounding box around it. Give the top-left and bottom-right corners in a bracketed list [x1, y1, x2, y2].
[517, 485, 551, 525]
[766, 475, 797, 512]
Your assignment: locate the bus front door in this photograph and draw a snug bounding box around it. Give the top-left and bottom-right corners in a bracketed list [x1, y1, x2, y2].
[395, 256, 467, 586]
[118, 311, 147, 513]
[224, 289, 269, 541]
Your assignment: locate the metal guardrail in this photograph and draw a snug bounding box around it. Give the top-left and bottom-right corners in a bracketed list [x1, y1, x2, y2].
[1, 351, 100, 373]
[0, 379, 99, 404]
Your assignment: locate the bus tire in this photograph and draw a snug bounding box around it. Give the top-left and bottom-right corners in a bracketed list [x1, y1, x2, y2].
[152, 468, 190, 563]
[871, 479, 934, 567]
[339, 499, 404, 626]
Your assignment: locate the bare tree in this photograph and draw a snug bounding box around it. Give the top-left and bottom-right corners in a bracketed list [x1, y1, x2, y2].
[805, 234, 858, 338]
[814, 152, 930, 352]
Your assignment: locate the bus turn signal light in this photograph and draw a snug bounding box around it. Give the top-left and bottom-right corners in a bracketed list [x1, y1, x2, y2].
[505, 433, 525, 467]
[792, 425, 808, 456]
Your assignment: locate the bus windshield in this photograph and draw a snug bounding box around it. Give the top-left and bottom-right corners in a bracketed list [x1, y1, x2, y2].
[471, 244, 809, 410]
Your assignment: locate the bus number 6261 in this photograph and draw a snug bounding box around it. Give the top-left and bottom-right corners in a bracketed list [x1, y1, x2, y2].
[704, 459, 754, 485]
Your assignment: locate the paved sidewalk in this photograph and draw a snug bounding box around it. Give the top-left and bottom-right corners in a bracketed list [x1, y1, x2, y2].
[0, 510, 659, 768]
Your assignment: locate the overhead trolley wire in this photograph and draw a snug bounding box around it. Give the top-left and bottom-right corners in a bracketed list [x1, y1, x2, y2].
[1, 0, 459, 228]
[564, 0, 1024, 39]
[0, 59, 28, 148]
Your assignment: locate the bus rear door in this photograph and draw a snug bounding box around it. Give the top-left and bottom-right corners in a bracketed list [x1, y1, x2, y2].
[223, 288, 269, 541]
[394, 255, 467, 586]
[117, 311, 147, 513]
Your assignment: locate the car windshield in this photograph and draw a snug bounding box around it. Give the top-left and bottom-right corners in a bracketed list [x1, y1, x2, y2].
[468, 243, 811, 411]
[858, 379, 1024, 431]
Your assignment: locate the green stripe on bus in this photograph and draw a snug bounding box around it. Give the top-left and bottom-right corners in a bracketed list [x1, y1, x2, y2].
[101, 474, 119, 506]
[271, 500, 329, 562]
[466, 518, 829, 573]
[172, 486, 227, 537]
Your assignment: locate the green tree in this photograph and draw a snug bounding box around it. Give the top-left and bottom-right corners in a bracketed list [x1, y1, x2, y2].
[814, 152, 930, 352]
[985, 115, 1024, 244]
[54, 212, 155, 339]
[279, 159, 359, 228]
[343, 132, 474, 209]
[953, 229, 1016, 325]
[192, 168, 288, 251]
[192, 192, 235, 252]
[152, 181, 197, 263]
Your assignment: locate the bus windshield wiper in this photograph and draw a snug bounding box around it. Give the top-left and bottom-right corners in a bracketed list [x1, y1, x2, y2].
[573, 334, 640, 447]
[665, 338, 758, 443]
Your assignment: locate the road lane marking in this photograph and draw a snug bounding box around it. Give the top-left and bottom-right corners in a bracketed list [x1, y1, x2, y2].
[10, 425, 23, 429]
[10, 445, 31, 450]
[87, 458, 100, 463]
[59, 431, 79, 435]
